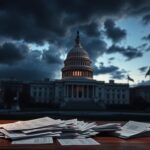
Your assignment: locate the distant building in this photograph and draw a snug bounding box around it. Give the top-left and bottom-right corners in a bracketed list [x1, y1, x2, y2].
[30, 80, 55, 104]
[0, 32, 130, 110]
[28, 31, 129, 110]
[0, 80, 23, 109]
[130, 85, 150, 103]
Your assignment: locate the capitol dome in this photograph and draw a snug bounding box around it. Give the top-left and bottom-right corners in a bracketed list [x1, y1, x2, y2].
[62, 31, 93, 79]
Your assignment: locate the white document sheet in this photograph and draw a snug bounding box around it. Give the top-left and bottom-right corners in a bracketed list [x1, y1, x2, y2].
[0, 129, 61, 140]
[12, 136, 53, 144]
[1, 117, 62, 131]
[58, 138, 100, 145]
[22, 126, 61, 134]
[116, 121, 150, 138]
[95, 123, 121, 129]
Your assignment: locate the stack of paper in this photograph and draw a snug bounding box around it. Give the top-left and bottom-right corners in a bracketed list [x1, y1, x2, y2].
[115, 121, 150, 139]
[0, 117, 121, 145]
[93, 123, 121, 132]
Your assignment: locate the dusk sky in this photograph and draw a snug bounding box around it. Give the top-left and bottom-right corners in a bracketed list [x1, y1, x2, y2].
[0, 0, 150, 85]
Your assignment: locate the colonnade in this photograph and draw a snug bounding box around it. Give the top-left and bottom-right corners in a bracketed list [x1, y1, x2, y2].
[65, 84, 96, 99]
[62, 70, 93, 78]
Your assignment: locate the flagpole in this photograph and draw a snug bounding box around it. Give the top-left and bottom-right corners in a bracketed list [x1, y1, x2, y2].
[127, 78, 129, 87]
[149, 74, 150, 85]
[148, 67, 150, 85]
[145, 67, 150, 85]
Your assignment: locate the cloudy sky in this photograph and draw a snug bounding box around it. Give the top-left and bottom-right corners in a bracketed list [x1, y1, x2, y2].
[0, 0, 150, 85]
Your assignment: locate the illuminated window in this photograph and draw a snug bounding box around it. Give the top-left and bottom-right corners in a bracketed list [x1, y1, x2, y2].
[79, 71, 81, 76]
[78, 71, 80, 76]
[75, 71, 77, 76]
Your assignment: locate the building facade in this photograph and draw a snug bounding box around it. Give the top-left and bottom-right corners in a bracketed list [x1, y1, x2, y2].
[0, 32, 130, 110]
[29, 32, 129, 109]
[130, 85, 150, 103]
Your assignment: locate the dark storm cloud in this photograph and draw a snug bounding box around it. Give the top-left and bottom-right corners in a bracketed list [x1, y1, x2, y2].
[111, 70, 126, 80]
[42, 50, 62, 64]
[138, 43, 147, 49]
[94, 65, 126, 79]
[142, 34, 150, 41]
[79, 22, 101, 37]
[128, 0, 150, 15]
[0, 42, 28, 64]
[138, 43, 150, 52]
[104, 19, 126, 43]
[109, 57, 115, 61]
[0, 0, 149, 44]
[138, 66, 148, 73]
[142, 14, 150, 24]
[84, 39, 107, 61]
[94, 65, 119, 75]
[0, 51, 62, 81]
[29, 50, 42, 59]
[0, 61, 50, 81]
[107, 45, 143, 60]
[108, 57, 115, 64]
[0, 0, 150, 80]
[99, 62, 104, 67]
[0, 0, 66, 44]
[0, 42, 63, 80]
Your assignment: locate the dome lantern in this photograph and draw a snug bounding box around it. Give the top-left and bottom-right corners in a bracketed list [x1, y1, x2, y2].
[75, 31, 81, 47]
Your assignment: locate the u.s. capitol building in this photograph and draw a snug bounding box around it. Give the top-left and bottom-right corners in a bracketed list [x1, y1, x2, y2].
[29, 32, 129, 109]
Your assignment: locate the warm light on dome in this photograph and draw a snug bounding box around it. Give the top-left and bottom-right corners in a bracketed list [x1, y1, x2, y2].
[61, 31, 93, 79]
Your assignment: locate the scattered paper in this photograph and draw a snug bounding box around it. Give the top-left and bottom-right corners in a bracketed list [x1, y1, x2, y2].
[116, 121, 150, 138]
[58, 138, 100, 145]
[12, 136, 53, 144]
[0, 129, 61, 140]
[0, 117, 62, 131]
[0, 116, 122, 143]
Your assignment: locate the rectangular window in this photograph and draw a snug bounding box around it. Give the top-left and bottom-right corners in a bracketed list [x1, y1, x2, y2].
[84, 85, 87, 98]
[122, 94, 125, 99]
[39, 91, 41, 97]
[68, 85, 71, 98]
[99, 92, 101, 98]
[74, 85, 77, 98]
[33, 91, 36, 97]
[107, 94, 110, 99]
[112, 94, 115, 99]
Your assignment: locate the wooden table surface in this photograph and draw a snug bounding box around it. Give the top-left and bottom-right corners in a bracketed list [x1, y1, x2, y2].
[0, 120, 150, 150]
